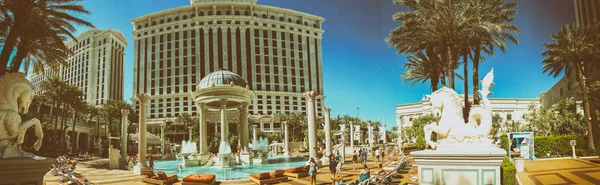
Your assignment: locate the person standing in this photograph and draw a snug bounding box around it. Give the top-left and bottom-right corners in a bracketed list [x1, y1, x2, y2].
[329, 155, 337, 184]
[361, 149, 368, 165]
[148, 156, 155, 171]
[375, 148, 380, 162]
[352, 150, 359, 170]
[309, 157, 318, 185]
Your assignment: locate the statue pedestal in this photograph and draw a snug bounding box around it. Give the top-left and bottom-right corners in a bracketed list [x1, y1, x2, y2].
[411, 148, 505, 185]
[1, 157, 54, 185]
[108, 147, 121, 169]
[133, 165, 150, 175]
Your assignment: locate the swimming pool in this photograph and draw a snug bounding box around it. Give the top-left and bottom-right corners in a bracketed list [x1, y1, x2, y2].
[153, 156, 308, 180]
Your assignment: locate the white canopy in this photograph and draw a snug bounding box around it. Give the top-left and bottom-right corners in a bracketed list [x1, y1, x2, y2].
[129, 132, 162, 145]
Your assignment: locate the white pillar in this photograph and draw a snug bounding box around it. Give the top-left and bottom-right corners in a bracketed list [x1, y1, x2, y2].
[75, 132, 80, 152]
[220, 99, 228, 147]
[121, 109, 129, 160]
[324, 107, 332, 156]
[134, 94, 149, 174]
[368, 124, 373, 146]
[239, 103, 249, 153]
[198, 104, 208, 154]
[188, 126, 193, 142]
[252, 125, 258, 142]
[304, 91, 318, 160]
[161, 122, 165, 159]
[283, 121, 289, 156]
[350, 121, 354, 149]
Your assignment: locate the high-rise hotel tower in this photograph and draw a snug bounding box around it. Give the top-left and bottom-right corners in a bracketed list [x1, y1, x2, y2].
[30, 28, 127, 105]
[131, 0, 325, 129]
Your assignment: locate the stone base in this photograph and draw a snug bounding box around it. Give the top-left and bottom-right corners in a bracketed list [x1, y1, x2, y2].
[0, 157, 54, 185]
[216, 153, 236, 167]
[133, 165, 150, 175]
[411, 148, 505, 185]
[240, 153, 252, 165]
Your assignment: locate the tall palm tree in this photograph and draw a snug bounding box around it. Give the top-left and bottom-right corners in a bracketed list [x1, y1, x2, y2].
[469, 0, 521, 105]
[39, 76, 67, 146]
[0, 0, 93, 76]
[541, 24, 598, 149]
[69, 93, 86, 152]
[177, 113, 195, 141]
[401, 51, 443, 91]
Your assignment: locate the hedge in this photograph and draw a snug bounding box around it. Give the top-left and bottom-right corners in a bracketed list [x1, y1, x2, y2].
[501, 156, 516, 185]
[500, 135, 509, 155]
[534, 135, 586, 158]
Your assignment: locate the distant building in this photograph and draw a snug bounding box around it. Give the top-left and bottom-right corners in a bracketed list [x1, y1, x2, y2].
[541, 0, 600, 108]
[130, 0, 326, 134]
[30, 28, 127, 105]
[395, 95, 541, 141]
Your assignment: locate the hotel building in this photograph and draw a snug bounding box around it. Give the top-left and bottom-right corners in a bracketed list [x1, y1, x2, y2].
[130, 0, 325, 132]
[30, 28, 127, 105]
[395, 96, 541, 141]
[540, 0, 600, 108]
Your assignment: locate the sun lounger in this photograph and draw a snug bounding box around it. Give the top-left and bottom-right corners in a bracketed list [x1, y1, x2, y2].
[283, 166, 309, 178]
[249, 170, 288, 185]
[141, 170, 178, 185]
[182, 174, 216, 185]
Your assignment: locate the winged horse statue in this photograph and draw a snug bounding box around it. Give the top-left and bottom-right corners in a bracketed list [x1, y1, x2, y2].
[0, 73, 44, 158]
[423, 69, 495, 150]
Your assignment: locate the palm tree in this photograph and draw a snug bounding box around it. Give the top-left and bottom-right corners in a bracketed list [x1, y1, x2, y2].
[39, 76, 67, 146]
[0, 0, 93, 76]
[69, 93, 86, 152]
[468, 0, 521, 105]
[401, 51, 443, 91]
[541, 24, 599, 149]
[176, 113, 195, 141]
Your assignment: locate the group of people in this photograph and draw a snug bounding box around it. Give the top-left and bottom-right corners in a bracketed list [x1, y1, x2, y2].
[51, 155, 90, 185]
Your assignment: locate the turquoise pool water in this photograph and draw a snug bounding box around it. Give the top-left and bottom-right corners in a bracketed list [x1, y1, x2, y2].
[153, 156, 308, 180]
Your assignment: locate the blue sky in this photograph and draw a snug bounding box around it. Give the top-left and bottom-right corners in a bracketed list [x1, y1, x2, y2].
[69, 0, 575, 130]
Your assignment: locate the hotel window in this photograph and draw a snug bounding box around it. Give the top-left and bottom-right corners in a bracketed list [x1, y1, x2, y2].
[507, 113, 512, 120]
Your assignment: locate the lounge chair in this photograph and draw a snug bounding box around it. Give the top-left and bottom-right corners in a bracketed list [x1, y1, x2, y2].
[182, 174, 216, 185]
[141, 170, 178, 185]
[249, 170, 288, 185]
[283, 166, 309, 178]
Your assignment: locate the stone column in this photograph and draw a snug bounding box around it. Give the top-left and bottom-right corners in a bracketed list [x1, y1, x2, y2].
[304, 91, 318, 160]
[198, 104, 208, 154]
[239, 103, 249, 152]
[368, 124, 373, 146]
[252, 125, 258, 142]
[350, 121, 354, 149]
[76, 132, 80, 152]
[188, 126, 193, 141]
[134, 94, 149, 174]
[160, 122, 165, 159]
[220, 99, 228, 146]
[87, 133, 91, 151]
[121, 109, 129, 160]
[324, 107, 332, 156]
[283, 121, 289, 156]
[397, 115, 402, 145]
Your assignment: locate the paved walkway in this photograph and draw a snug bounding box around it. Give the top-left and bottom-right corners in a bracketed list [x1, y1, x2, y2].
[517, 158, 600, 185]
[43, 154, 414, 185]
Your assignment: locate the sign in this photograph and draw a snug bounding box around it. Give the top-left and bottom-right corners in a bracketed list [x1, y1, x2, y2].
[570, 140, 576, 146]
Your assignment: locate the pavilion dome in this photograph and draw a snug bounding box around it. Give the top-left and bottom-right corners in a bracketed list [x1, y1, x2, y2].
[197, 69, 247, 90]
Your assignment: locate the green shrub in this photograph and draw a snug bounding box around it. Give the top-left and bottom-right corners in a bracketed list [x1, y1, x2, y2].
[534, 135, 587, 158]
[501, 156, 516, 185]
[500, 135, 509, 155]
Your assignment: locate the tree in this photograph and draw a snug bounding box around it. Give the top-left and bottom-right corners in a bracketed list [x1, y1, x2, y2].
[0, 0, 93, 76]
[541, 24, 599, 149]
[275, 112, 307, 142]
[176, 113, 195, 141]
[39, 76, 67, 148]
[401, 51, 443, 91]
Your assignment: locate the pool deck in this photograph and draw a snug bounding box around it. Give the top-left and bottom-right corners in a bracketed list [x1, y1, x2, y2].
[516, 158, 600, 185]
[43, 154, 415, 185]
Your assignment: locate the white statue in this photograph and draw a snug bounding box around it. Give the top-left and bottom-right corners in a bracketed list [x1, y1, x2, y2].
[423, 69, 495, 150]
[0, 73, 44, 158]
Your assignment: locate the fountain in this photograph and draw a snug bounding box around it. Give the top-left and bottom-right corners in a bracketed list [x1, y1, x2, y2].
[215, 140, 236, 167]
[179, 140, 201, 166]
[250, 137, 270, 164]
